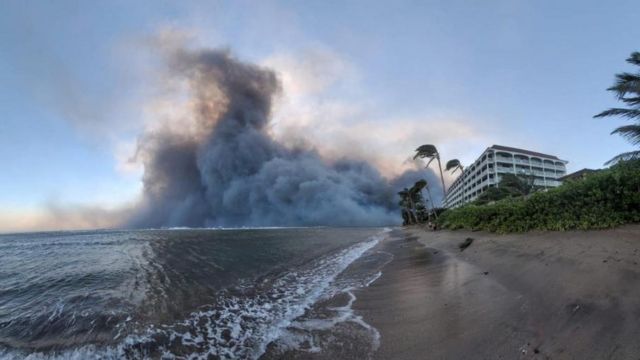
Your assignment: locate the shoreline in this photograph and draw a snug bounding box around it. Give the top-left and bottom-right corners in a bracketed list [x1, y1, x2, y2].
[355, 225, 640, 359]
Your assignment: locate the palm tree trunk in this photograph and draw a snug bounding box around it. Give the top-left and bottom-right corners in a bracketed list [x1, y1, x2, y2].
[408, 198, 418, 224]
[436, 155, 446, 199]
[425, 187, 438, 220]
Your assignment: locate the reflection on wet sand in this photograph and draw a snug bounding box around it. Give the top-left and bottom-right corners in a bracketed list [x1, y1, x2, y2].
[355, 229, 530, 359]
[357, 226, 640, 359]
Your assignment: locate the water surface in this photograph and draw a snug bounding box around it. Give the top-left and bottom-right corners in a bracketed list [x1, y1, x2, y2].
[0, 227, 390, 359]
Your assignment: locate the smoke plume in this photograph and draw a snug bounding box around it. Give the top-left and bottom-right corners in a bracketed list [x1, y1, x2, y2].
[127, 45, 441, 228]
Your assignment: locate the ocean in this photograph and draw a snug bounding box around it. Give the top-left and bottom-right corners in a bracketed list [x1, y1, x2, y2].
[0, 227, 393, 359]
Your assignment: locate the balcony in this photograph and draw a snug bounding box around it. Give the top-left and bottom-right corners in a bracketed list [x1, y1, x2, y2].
[533, 179, 562, 187]
[495, 156, 513, 163]
[497, 167, 514, 173]
[542, 164, 562, 171]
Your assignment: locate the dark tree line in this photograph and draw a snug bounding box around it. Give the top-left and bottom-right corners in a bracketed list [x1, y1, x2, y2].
[398, 179, 435, 225]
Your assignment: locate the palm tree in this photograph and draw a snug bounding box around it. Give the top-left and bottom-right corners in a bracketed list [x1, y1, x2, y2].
[414, 144, 446, 198]
[413, 179, 438, 221]
[594, 51, 640, 165]
[445, 159, 464, 174]
[409, 180, 428, 223]
[397, 188, 417, 225]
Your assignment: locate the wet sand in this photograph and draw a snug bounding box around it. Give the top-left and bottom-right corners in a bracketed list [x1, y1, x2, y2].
[355, 225, 640, 359]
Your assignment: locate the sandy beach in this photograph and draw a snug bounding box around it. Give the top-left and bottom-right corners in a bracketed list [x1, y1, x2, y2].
[355, 225, 640, 359]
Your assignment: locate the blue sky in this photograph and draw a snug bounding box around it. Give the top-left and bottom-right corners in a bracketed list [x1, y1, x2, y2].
[1, 0, 639, 230]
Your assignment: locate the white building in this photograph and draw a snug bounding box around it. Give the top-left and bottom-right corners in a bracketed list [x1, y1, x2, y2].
[443, 145, 568, 208]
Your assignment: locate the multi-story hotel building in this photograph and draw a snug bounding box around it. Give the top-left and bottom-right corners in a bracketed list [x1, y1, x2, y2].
[443, 145, 568, 208]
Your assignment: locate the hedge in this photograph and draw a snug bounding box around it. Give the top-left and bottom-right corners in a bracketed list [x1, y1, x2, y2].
[438, 160, 640, 233]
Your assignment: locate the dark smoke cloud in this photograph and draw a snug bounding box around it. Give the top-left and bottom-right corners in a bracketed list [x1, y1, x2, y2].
[127, 47, 441, 228]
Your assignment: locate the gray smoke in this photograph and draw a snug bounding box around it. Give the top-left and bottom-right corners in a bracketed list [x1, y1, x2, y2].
[127, 47, 441, 228]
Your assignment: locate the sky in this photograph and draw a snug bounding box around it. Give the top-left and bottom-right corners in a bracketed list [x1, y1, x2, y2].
[0, 0, 639, 231]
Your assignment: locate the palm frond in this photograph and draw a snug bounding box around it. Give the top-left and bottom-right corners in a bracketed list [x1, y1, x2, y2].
[605, 150, 640, 165]
[445, 159, 461, 171]
[621, 96, 640, 106]
[414, 179, 427, 189]
[596, 52, 640, 162]
[445, 159, 462, 171]
[607, 72, 640, 98]
[594, 108, 640, 119]
[627, 52, 640, 66]
[611, 124, 640, 145]
[413, 144, 438, 159]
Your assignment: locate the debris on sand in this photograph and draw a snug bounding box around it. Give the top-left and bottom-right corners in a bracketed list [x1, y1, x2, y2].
[459, 237, 474, 251]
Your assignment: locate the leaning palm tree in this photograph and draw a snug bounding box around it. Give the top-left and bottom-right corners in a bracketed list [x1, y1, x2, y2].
[594, 51, 640, 164]
[445, 159, 464, 174]
[414, 144, 446, 198]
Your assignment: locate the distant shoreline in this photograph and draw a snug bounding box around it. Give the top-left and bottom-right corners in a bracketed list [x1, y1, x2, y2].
[355, 225, 640, 359]
[0, 225, 396, 236]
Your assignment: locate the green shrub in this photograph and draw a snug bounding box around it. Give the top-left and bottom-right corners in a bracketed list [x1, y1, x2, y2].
[438, 160, 640, 233]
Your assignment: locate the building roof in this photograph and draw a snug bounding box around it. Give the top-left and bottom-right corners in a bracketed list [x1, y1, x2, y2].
[490, 145, 561, 160]
[559, 168, 599, 181]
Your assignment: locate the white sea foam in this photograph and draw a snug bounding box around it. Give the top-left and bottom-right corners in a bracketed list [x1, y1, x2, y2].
[266, 231, 393, 357]
[277, 269, 386, 355]
[1, 228, 390, 360]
